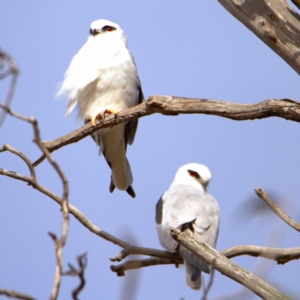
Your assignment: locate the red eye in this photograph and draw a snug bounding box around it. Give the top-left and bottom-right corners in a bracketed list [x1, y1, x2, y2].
[188, 170, 199, 178]
[103, 25, 115, 32]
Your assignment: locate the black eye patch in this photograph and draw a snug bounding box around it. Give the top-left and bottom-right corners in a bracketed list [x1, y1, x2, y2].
[89, 28, 100, 36]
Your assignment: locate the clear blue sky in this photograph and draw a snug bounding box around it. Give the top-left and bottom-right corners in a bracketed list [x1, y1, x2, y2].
[1, 1, 300, 299]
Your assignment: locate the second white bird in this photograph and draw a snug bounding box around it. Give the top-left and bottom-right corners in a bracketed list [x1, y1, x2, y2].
[155, 163, 220, 290]
[58, 19, 144, 198]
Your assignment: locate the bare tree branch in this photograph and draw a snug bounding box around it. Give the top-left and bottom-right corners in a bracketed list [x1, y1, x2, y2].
[0, 103, 69, 300]
[0, 289, 36, 300]
[171, 228, 291, 300]
[222, 244, 300, 264]
[218, 0, 300, 75]
[0, 50, 19, 126]
[213, 224, 287, 300]
[30, 120, 70, 300]
[255, 188, 300, 232]
[32, 97, 300, 167]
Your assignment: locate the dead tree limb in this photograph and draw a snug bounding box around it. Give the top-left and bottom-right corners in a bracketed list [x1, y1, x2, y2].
[171, 228, 291, 300]
[218, 0, 300, 75]
[33, 97, 300, 167]
[0, 50, 19, 126]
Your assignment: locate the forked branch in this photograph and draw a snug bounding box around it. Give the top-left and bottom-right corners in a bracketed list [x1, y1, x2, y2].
[0, 104, 69, 300]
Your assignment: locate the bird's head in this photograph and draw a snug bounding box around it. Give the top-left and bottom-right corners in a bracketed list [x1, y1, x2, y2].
[89, 19, 127, 46]
[173, 163, 212, 192]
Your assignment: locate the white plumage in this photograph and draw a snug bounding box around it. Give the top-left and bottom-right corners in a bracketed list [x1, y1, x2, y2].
[57, 19, 144, 197]
[155, 163, 220, 290]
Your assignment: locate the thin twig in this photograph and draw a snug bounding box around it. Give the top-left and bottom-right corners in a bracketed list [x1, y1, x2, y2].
[0, 50, 19, 126]
[201, 268, 215, 300]
[0, 144, 36, 178]
[255, 188, 300, 232]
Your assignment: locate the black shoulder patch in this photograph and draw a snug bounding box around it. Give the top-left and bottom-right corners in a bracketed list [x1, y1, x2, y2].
[138, 85, 144, 104]
[155, 196, 163, 224]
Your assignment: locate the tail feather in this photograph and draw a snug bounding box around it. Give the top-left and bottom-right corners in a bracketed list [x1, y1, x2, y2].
[109, 176, 135, 198]
[93, 123, 135, 196]
[109, 177, 115, 193]
[178, 245, 210, 290]
[126, 185, 136, 198]
[184, 260, 202, 290]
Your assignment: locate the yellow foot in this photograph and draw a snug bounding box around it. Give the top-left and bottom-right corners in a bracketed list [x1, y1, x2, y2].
[103, 109, 117, 118]
[88, 109, 118, 126]
[90, 113, 103, 126]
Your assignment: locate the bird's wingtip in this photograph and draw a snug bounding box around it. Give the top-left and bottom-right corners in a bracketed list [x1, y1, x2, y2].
[126, 186, 136, 198]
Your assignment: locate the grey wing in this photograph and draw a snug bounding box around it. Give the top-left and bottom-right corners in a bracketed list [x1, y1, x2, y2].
[192, 194, 220, 248]
[125, 85, 144, 147]
[155, 189, 197, 252]
[168, 187, 219, 249]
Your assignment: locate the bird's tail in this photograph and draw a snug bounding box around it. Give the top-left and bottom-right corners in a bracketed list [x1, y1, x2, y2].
[184, 260, 202, 290]
[179, 246, 210, 290]
[109, 157, 135, 198]
[95, 124, 135, 197]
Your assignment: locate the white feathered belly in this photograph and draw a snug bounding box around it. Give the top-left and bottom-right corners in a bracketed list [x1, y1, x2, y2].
[77, 62, 139, 121]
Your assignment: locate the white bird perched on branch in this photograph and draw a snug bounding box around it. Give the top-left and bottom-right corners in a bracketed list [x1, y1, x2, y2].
[57, 19, 144, 198]
[155, 163, 220, 290]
